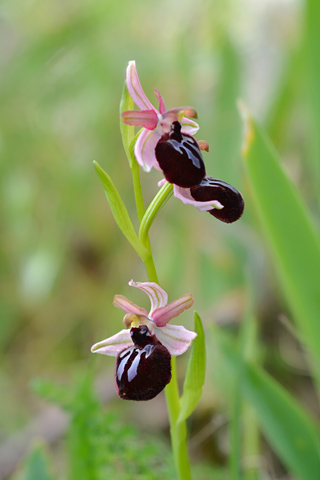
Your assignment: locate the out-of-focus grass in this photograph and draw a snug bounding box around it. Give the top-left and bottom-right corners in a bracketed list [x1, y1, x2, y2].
[1, 0, 318, 478]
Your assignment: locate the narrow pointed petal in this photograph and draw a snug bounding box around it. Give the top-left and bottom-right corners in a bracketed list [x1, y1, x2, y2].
[154, 88, 166, 114]
[152, 294, 194, 327]
[126, 61, 155, 111]
[91, 329, 132, 356]
[129, 280, 168, 314]
[122, 109, 158, 130]
[154, 324, 197, 357]
[181, 117, 200, 136]
[113, 295, 148, 316]
[174, 185, 224, 212]
[134, 128, 161, 172]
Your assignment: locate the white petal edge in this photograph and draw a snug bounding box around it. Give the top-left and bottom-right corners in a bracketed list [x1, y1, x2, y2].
[91, 329, 132, 357]
[174, 185, 224, 212]
[154, 324, 197, 357]
[181, 117, 200, 136]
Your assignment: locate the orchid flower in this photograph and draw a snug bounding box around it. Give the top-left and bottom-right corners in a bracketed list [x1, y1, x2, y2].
[91, 279, 196, 357]
[91, 280, 196, 401]
[122, 61, 244, 221]
[122, 61, 204, 186]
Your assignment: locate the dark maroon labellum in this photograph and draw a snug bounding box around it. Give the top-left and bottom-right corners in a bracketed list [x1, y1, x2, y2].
[190, 176, 245, 223]
[155, 121, 206, 188]
[115, 325, 172, 401]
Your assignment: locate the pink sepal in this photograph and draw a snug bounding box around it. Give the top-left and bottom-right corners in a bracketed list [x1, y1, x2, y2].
[154, 324, 197, 357]
[122, 109, 158, 130]
[174, 185, 224, 212]
[126, 61, 154, 111]
[113, 295, 148, 316]
[91, 329, 132, 357]
[154, 88, 166, 114]
[152, 294, 194, 327]
[129, 279, 168, 313]
[134, 128, 161, 172]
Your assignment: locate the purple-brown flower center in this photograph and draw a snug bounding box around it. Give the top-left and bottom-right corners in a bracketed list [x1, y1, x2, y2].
[155, 121, 206, 188]
[115, 325, 172, 401]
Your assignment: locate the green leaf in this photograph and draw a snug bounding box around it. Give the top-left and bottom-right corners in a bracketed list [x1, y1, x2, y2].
[22, 444, 53, 480]
[177, 312, 206, 424]
[212, 325, 320, 480]
[304, 0, 320, 182]
[211, 37, 241, 185]
[94, 161, 149, 261]
[119, 81, 134, 167]
[240, 105, 320, 371]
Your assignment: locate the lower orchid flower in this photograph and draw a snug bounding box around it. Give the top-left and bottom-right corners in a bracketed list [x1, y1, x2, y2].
[91, 280, 196, 401]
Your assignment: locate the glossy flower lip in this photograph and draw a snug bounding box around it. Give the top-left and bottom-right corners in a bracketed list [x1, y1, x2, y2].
[174, 184, 224, 212]
[91, 280, 196, 357]
[174, 176, 245, 223]
[122, 61, 199, 173]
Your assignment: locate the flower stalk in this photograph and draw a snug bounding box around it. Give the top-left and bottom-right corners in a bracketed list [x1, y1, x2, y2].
[141, 252, 192, 480]
[139, 181, 173, 247]
[93, 60, 214, 480]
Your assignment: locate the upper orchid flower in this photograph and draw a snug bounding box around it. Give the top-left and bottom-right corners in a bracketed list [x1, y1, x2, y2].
[91, 280, 196, 401]
[122, 61, 206, 188]
[122, 61, 245, 223]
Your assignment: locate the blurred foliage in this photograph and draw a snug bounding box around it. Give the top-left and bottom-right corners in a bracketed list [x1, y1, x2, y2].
[16, 374, 176, 480]
[1, 0, 319, 478]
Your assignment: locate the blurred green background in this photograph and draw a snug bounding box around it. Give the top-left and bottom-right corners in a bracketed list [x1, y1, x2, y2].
[1, 0, 319, 478]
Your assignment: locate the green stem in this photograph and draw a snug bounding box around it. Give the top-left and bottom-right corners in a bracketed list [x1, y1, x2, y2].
[143, 242, 192, 480]
[131, 158, 146, 224]
[165, 358, 192, 480]
[139, 182, 173, 247]
[130, 167, 191, 479]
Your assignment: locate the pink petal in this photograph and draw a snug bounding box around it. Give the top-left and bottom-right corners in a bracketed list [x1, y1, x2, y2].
[152, 294, 194, 327]
[122, 109, 158, 130]
[126, 61, 156, 111]
[174, 185, 224, 212]
[129, 280, 168, 315]
[154, 88, 166, 114]
[91, 329, 132, 357]
[181, 117, 199, 136]
[154, 324, 197, 357]
[113, 295, 148, 316]
[134, 128, 161, 172]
